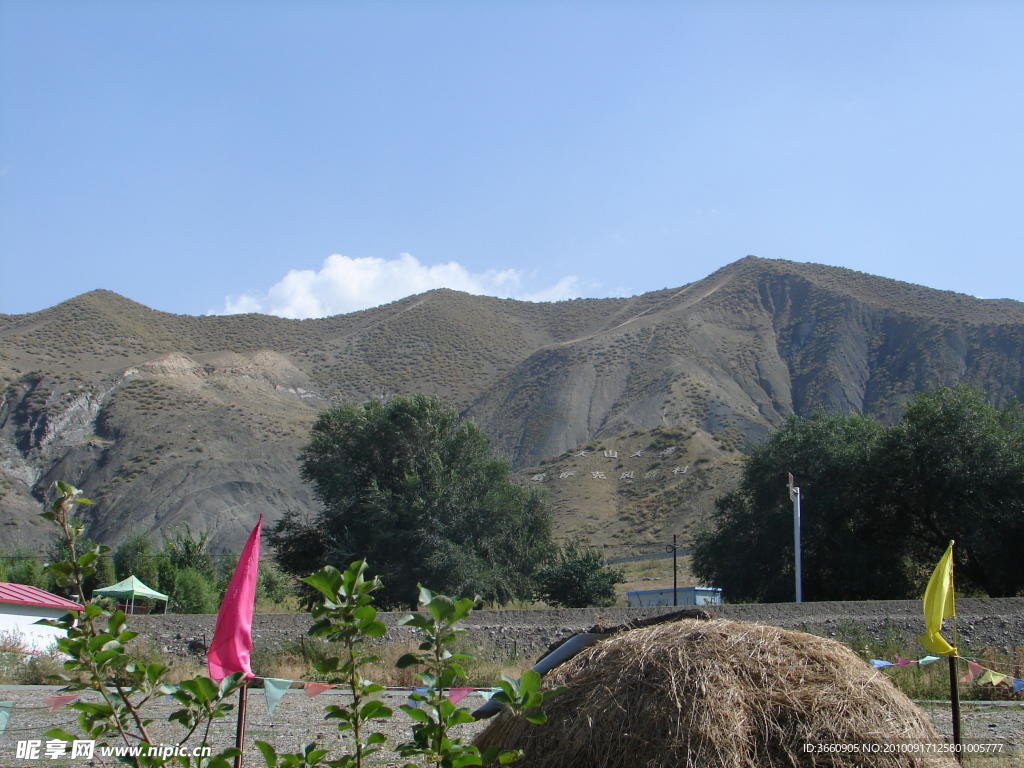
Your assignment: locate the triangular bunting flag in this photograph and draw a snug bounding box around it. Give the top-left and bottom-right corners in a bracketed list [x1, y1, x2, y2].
[870, 659, 894, 668]
[0, 702, 13, 734]
[977, 669, 1008, 687]
[959, 661, 984, 683]
[477, 688, 501, 700]
[406, 687, 429, 708]
[303, 682, 335, 698]
[918, 656, 941, 666]
[448, 688, 472, 704]
[1012, 678, 1024, 694]
[44, 695, 78, 712]
[895, 657, 917, 666]
[263, 678, 293, 715]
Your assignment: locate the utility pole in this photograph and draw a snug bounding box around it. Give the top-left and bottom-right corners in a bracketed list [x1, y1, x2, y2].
[665, 535, 678, 606]
[788, 473, 802, 603]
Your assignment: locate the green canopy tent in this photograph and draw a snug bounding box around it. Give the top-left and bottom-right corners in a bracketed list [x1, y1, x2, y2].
[94, 576, 169, 614]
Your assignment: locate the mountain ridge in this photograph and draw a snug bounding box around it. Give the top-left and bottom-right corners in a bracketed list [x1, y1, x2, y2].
[2, 257, 1023, 553]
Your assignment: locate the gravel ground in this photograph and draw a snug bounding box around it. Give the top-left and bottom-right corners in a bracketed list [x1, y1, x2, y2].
[0, 686, 1020, 767]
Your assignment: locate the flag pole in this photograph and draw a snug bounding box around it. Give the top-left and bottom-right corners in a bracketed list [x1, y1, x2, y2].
[948, 550, 962, 763]
[234, 682, 249, 768]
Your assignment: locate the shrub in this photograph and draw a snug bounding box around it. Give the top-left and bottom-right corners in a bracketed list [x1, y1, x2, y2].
[170, 567, 219, 613]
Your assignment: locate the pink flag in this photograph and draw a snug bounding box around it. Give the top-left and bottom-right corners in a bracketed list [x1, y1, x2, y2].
[43, 695, 78, 712]
[959, 661, 984, 683]
[303, 682, 335, 698]
[448, 688, 473, 704]
[895, 657, 917, 666]
[207, 515, 262, 681]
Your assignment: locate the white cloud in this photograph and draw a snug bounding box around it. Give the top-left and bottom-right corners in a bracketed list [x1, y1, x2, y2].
[218, 253, 582, 319]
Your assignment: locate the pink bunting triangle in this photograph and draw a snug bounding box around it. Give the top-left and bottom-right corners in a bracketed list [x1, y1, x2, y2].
[895, 657, 917, 666]
[303, 682, 335, 698]
[43, 695, 78, 712]
[448, 688, 472, 704]
[959, 661, 985, 683]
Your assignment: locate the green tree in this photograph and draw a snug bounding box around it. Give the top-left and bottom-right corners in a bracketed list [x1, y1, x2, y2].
[534, 536, 624, 608]
[874, 386, 1024, 597]
[162, 525, 215, 580]
[694, 387, 1024, 601]
[168, 567, 220, 614]
[257, 561, 294, 605]
[0, 545, 49, 590]
[112, 532, 160, 586]
[692, 409, 909, 602]
[271, 394, 553, 608]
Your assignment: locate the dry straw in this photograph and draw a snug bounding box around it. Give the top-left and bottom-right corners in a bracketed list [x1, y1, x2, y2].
[474, 619, 957, 768]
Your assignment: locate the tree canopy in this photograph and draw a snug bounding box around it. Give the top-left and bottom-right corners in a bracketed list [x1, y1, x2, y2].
[693, 387, 1024, 601]
[271, 394, 555, 608]
[533, 536, 624, 608]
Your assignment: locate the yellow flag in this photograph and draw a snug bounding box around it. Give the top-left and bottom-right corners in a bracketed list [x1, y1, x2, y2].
[917, 541, 957, 656]
[977, 669, 1008, 687]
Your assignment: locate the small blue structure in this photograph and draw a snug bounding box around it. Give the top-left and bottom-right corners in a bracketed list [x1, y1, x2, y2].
[626, 586, 722, 607]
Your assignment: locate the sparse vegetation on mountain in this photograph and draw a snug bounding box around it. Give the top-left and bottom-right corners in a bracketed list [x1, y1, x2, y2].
[693, 386, 1024, 601]
[4, 257, 1024, 558]
[272, 394, 554, 609]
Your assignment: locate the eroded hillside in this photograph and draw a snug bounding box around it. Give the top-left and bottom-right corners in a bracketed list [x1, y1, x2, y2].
[2, 256, 1023, 552]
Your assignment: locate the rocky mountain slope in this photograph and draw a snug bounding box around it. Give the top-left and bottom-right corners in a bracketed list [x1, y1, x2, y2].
[2, 257, 1023, 554]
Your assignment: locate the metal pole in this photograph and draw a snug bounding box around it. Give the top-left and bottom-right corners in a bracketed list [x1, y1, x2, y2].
[788, 473, 802, 603]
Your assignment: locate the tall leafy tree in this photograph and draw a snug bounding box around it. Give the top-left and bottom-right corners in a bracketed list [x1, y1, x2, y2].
[693, 410, 905, 602]
[875, 387, 1024, 597]
[271, 394, 553, 608]
[694, 387, 1024, 601]
[112, 532, 160, 587]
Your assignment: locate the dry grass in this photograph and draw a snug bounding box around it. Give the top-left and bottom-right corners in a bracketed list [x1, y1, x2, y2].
[475, 619, 959, 768]
[0, 632, 66, 684]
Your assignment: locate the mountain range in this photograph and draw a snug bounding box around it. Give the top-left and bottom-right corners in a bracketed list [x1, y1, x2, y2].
[2, 256, 1022, 556]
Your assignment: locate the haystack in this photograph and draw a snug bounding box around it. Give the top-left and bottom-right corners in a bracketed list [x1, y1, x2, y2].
[474, 619, 957, 768]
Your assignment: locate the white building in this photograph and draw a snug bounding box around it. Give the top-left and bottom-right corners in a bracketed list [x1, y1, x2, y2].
[626, 586, 722, 607]
[0, 582, 82, 652]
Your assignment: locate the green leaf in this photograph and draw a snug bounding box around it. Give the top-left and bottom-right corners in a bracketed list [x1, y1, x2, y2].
[254, 741, 278, 767]
[44, 727, 78, 742]
[76, 551, 98, 567]
[359, 700, 391, 720]
[302, 567, 344, 601]
[401, 706, 431, 724]
[518, 669, 541, 695]
[395, 653, 420, 669]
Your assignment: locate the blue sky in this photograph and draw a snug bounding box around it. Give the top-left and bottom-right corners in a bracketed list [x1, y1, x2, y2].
[2, 1, 1022, 318]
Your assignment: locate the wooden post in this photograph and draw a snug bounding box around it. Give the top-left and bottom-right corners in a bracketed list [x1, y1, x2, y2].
[948, 656, 962, 763]
[234, 682, 249, 768]
[949, 609, 962, 763]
